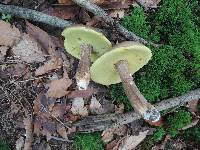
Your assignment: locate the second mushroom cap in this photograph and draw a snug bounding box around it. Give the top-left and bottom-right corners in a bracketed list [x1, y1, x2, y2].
[90, 41, 152, 85]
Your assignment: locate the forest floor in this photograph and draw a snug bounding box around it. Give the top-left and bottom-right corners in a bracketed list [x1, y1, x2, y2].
[0, 0, 200, 150]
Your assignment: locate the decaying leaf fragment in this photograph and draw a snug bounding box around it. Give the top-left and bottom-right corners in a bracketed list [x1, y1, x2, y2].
[116, 130, 149, 150]
[23, 117, 34, 150]
[102, 125, 127, 143]
[12, 34, 45, 63]
[89, 96, 105, 114]
[35, 57, 63, 76]
[0, 21, 21, 47]
[71, 97, 88, 117]
[46, 77, 72, 98]
[0, 46, 8, 61]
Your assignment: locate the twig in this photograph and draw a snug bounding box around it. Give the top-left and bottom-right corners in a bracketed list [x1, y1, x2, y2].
[71, 0, 158, 47]
[0, 4, 73, 28]
[74, 88, 200, 132]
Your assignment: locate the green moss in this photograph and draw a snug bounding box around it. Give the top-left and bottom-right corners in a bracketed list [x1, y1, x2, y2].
[73, 133, 104, 150]
[152, 128, 166, 142]
[183, 126, 200, 144]
[0, 138, 11, 150]
[110, 0, 200, 108]
[1, 14, 12, 22]
[166, 110, 192, 137]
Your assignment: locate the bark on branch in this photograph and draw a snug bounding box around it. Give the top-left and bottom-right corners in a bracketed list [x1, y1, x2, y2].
[74, 89, 200, 132]
[0, 4, 73, 28]
[71, 0, 158, 47]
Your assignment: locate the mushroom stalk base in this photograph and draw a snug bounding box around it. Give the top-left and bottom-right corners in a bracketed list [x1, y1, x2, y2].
[76, 44, 92, 90]
[115, 60, 160, 122]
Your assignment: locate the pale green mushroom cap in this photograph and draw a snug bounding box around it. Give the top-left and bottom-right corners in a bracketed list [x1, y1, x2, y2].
[90, 42, 152, 85]
[62, 26, 112, 62]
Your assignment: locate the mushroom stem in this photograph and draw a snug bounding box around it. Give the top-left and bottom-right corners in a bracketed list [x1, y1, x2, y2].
[115, 60, 160, 122]
[76, 43, 92, 90]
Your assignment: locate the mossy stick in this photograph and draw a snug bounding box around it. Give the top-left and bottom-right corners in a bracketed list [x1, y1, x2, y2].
[0, 4, 73, 28]
[71, 0, 158, 47]
[74, 88, 200, 132]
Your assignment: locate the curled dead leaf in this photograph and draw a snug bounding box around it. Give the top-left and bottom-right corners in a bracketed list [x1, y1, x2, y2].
[0, 21, 21, 47]
[46, 77, 72, 98]
[71, 97, 88, 117]
[116, 130, 149, 150]
[89, 96, 105, 115]
[67, 88, 98, 99]
[12, 34, 45, 63]
[57, 124, 68, 140]
[35, 57, 63, 76]
[51, 104, 70, 118]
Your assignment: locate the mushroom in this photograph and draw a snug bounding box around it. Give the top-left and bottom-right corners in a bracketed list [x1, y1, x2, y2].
[90, 41, 161, 123]
[62, 25, 112, 90]
[62, 25, 112, 62]
[62, 26, 112, 116]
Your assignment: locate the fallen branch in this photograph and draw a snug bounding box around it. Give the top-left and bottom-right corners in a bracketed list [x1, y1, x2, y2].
[74, 88, 200, 132]
[71, 0, 157, 47]
[0, 4, 73, 28]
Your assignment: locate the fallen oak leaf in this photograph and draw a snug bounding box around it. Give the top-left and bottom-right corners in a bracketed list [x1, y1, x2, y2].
[187, 99, 199, 113]
[51, 104, 71, 118]
[116, 130, 149, 150]
[46, 77, 72, 98]
[0, 20, 21, 47]
[67, 88, 98, 99]
[71, 97, 88, 117]
[12, 34, 45, 63]
[57, 124, 68, 140]
[26, 22, 56, 56]
[89, 96, 105, 115]
[35, 56, 63, 76]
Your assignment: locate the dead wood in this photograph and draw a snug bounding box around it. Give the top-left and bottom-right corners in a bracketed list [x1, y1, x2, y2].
[0, 4, 73, 28]
[71, 0, 158, 47]
[74, 88, 200, 132]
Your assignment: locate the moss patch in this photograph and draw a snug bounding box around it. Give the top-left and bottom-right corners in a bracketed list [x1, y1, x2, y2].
[110, 0, 200, 109]
[0, 138, 11, 150]
[73, 133, 104, 150]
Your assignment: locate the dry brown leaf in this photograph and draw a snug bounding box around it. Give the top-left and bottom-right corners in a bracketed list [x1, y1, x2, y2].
[26, 22, 56, 56]
[42, 5, 79, 20]
[57, 124, 68, 140]
[51, 104, 70, 118]
[0, 21, 21, 47]
[102, 128, 114, 143]
[0, 46, 8, 61]
[71, 97, 88, 117]
[102, 125, 127, 143]
[89, 96, 105, 114]
[108, 9, 125, 18]
[23, 117, 34, 150]
[46, 77, 72, 98]
[58, 0, 133, 9]
[42, 121, 57, 141]
[35, 57, 63, 76]
[16, 136, 24, 150]
[116, 130, 149, 150]
[67, 88, 98, 99]
[33, 120, 42, 136]
[136, 0, 161, 9]
[12, 34, 45, 63]
[187, 99, 199, 112]
[106, 139, 119, 150]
